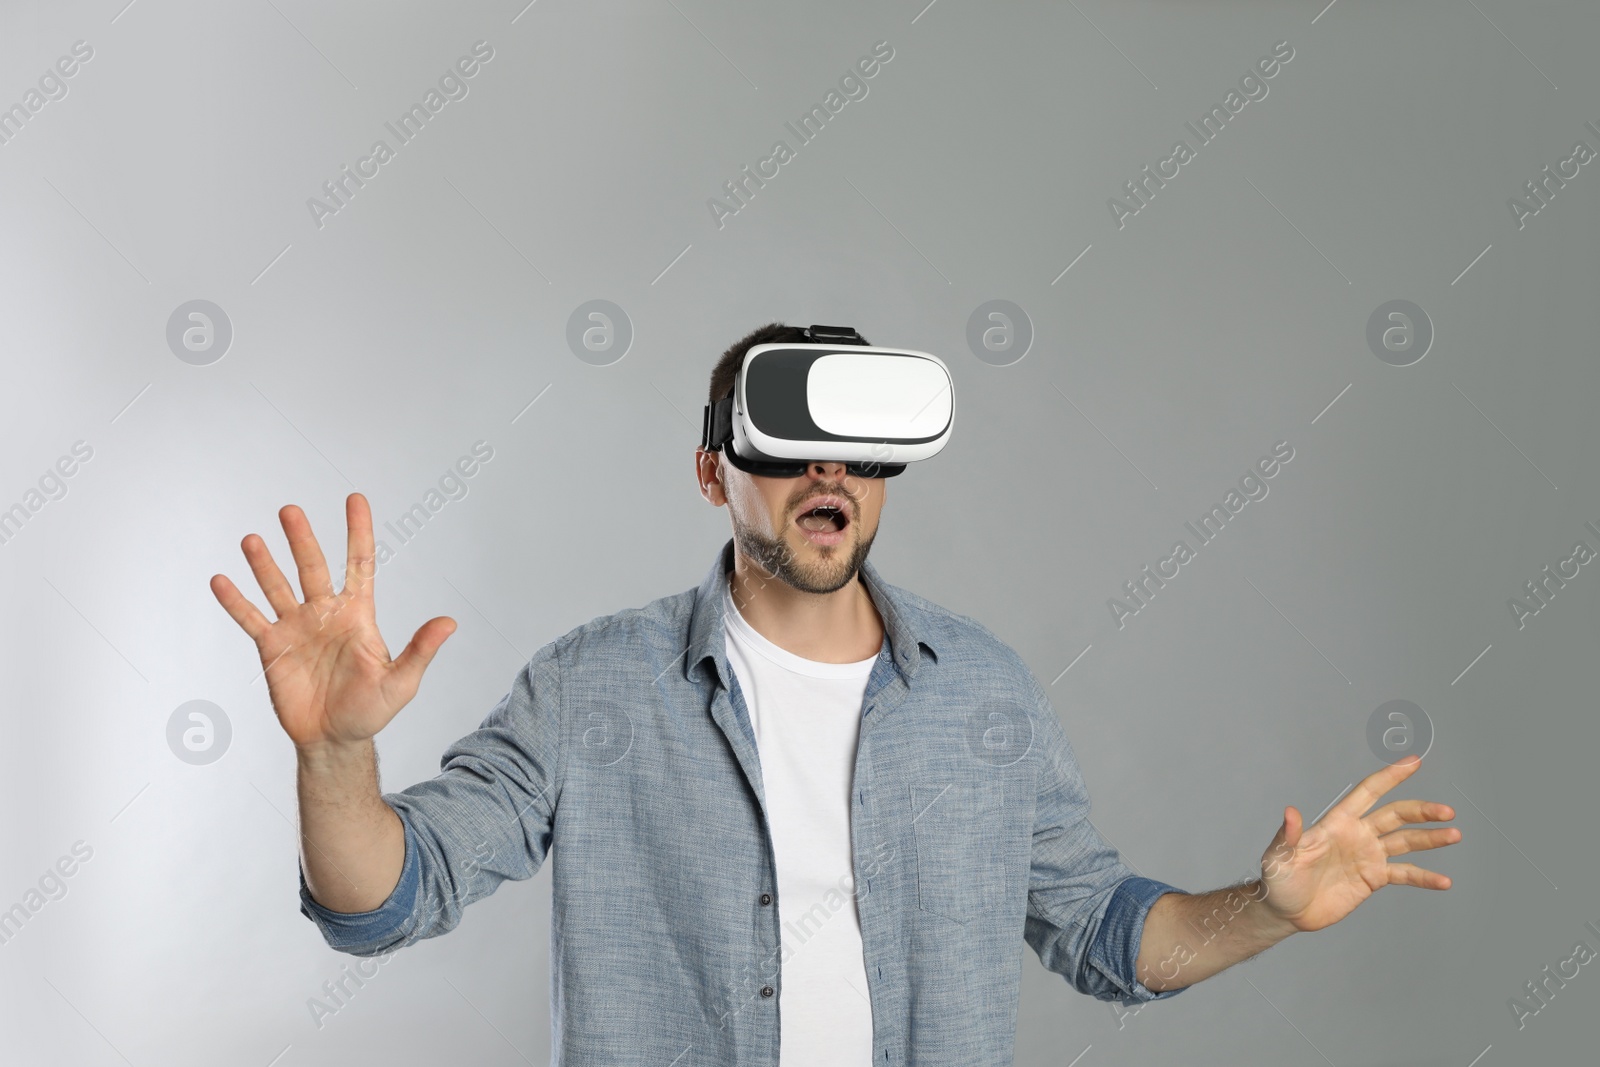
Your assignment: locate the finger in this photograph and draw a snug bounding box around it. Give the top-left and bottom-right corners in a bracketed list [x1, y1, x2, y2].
[242, 532, 300, 617]
[210, 573, 272, 642]
[387, 616, 457, 698]
[1384, 862, 1453, 890]
[280, 504, 336, 601]
[1330, 754, 1422, 821]
[1365, 799, 1457, 835]
[1379, 826, 1462, 858]
[344, 492, 377, 601]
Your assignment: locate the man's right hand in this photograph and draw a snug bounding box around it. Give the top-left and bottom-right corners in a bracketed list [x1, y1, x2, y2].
[210, 492, 456, 751]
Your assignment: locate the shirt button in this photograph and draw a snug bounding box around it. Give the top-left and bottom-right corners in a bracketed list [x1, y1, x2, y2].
[759, 893, 772, 906]
[760, 985, 774, 998]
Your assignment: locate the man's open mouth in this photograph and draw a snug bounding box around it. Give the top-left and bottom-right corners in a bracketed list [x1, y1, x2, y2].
[794, 495, 851, 543]
[797, 506, 847, 532]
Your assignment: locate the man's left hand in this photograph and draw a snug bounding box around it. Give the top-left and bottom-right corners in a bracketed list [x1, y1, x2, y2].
[1258, 755, 1461, 934]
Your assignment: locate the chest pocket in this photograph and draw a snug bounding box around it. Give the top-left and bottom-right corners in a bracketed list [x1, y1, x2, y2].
[910, 779, 1005, 925]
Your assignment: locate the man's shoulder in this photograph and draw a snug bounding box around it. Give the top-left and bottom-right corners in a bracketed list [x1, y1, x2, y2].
[521, 575, 704, 684]
[871, 573, 1038, 684]
[544, 579, 694, 655]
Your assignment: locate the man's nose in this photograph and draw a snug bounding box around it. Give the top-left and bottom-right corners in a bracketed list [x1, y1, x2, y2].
[806, 460, 847, 478]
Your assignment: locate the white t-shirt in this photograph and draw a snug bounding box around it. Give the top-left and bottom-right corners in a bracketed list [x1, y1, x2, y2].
[722, 584, 878, 1065]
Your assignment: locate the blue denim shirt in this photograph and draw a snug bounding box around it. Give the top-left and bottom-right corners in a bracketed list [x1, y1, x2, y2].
[299, 537, 1189, 1064]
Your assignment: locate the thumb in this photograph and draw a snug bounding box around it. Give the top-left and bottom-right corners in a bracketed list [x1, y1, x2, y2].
[391, 616, 457, 691]
[1283, 805, 1303, 848]
[1264, 805, 1303, 877]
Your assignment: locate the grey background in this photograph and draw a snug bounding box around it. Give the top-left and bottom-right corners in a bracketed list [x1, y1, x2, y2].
[0, 0, 1594, 1064]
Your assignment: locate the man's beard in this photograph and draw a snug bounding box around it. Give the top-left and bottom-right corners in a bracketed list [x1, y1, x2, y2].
[732, 512, 876, 595]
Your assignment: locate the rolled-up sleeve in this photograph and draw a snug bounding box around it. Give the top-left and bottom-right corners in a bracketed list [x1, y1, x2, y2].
[298, 816, 424, 955]
[1021, 673, 1189, 1006]
[1091, 874, 1191, 1004]
[297, 643, 566, 957]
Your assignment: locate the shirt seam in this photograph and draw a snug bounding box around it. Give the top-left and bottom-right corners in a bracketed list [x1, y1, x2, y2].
[551, 645, 569, 816]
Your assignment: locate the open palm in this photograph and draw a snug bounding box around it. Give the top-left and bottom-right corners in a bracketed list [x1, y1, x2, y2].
[209, 493, 456, 748]
[1258, 755, 1461, 933]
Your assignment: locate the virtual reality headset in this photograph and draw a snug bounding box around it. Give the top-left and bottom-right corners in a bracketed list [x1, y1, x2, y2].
[699, 325, 954, 478]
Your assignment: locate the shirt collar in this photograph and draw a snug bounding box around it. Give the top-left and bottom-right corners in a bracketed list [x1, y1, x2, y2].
[685, 536, 937, 688]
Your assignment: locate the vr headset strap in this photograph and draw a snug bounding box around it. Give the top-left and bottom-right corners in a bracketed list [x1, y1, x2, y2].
[801, 324, 862, 343]
[701, 396, 733, 451]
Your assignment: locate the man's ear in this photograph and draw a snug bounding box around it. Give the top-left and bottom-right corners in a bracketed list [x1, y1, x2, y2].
[697, 449, 728, 506]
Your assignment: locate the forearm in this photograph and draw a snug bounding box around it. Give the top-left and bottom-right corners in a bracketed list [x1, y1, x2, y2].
[295, 740, 406, 913]
[1134, 879, 1297, 992]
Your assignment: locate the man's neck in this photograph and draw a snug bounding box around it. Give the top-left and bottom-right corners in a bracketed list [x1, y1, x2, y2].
[727, 551, 885, 663]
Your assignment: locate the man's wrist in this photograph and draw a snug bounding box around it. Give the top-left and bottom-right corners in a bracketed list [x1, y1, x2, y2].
[295, 737, 376, 771]
[1251, 880, 1303, 942]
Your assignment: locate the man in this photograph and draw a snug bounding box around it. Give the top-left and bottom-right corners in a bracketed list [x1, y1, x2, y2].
[210, 322, 1462, 1065]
